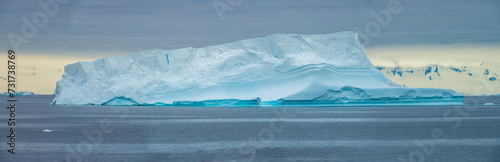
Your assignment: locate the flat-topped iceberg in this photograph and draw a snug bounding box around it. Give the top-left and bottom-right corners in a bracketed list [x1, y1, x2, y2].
[53, 31, 463, 106]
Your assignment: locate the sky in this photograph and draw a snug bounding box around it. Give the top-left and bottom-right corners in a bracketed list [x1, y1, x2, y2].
[1, 0, 499, 94]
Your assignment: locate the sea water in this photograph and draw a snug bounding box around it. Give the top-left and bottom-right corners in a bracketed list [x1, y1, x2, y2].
[1, 95, 499, 161]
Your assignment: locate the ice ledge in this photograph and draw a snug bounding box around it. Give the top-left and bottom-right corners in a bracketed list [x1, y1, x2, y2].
[54, 86, 463, 107]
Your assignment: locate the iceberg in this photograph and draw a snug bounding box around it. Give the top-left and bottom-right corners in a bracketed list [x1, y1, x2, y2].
[53, 31, 463, 106]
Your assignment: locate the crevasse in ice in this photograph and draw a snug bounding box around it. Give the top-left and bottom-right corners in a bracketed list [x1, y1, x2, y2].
[52, 31, 463, 106]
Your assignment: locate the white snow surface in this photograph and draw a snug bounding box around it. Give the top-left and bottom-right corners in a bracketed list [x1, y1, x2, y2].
[53, 31, 461, 105]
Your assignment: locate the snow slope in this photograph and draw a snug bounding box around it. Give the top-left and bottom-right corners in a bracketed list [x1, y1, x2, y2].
[53, 31, 462, 106]
[376, 61, 500, 95]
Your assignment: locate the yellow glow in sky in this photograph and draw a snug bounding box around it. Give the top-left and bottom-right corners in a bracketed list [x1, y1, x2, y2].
[366, 44, 500, 67]
[1, 44, 499, 94]
[1, 54, 100, 94]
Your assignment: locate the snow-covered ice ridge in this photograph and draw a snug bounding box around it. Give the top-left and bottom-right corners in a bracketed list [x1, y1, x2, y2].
[53, 31, 463, 106]
[375, 62, 500, 96]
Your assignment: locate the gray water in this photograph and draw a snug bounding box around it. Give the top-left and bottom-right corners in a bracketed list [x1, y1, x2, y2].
[1, 95, 499, 162]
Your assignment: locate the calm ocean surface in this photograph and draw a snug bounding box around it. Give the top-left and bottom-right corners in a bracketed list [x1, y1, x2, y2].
[1, 95, 499, 162]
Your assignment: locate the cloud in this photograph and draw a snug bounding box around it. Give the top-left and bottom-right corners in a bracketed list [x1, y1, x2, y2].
[0, 0, 499, 57]
[2, 0, 499, 94]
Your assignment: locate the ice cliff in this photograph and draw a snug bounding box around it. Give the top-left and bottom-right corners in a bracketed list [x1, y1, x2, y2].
[53, 31, 463, 106]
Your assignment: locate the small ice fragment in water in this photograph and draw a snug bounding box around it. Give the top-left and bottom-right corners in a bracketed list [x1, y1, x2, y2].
[484, 103, 494, 105]
[43, 129, 52, 133]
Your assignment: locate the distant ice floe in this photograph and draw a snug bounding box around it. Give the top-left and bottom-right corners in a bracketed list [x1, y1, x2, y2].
[3, 91, 35, 96]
